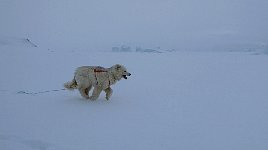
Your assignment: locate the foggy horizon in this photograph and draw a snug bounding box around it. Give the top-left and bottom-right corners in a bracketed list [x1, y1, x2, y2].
[1, 0, 268, 51]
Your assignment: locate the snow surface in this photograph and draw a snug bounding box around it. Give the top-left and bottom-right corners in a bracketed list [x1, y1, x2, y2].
[1, 42, 268, 150]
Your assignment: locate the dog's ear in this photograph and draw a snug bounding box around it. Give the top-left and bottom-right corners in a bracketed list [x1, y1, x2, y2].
[115, 64, 121, 70]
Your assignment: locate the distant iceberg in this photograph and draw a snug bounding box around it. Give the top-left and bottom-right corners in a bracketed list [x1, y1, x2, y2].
[112, 45, 172, 53]
[135, 47, 163, 53]
[112, 45, 132, 52]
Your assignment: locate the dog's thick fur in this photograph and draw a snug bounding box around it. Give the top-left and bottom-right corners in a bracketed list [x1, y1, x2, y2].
[64, 64, 131, 100]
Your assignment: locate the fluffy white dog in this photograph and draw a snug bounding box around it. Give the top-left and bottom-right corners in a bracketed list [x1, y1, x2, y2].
[64, 64, 131, 100]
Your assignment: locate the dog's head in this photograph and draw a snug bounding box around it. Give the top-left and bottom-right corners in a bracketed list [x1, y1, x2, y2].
[111, 64, 131, 80]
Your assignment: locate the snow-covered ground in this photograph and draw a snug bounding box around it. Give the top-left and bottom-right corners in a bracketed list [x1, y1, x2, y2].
[1, 0, 268, 149]
[1, 42, 268, 150]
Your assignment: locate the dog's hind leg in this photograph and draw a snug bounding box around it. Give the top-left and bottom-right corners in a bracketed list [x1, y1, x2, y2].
[104, 87, 113, 100]
[85, 85, 92, 96]
[89, 87, 102, 100]
[76, 79, 91, 99]
[78, 87, 90, 99]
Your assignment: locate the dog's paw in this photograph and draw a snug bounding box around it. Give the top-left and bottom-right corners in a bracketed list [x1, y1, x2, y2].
[89, 96, 98, 101]
[105, 93, 112, 100]
[105, 90, 113, 101]
[105, 96, 110, 101]
[81, 95, 89, 99]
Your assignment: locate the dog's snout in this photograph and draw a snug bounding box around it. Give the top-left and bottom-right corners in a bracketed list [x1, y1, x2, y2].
[128, 73, 131, 76]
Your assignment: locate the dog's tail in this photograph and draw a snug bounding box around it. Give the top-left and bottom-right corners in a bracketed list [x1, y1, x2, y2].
[64, 78, 77, 90]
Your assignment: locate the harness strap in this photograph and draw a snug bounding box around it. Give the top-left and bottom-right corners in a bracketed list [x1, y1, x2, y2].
[93, 69, 111, 86]
[94, 69, 108, 73]
[94, 72, 98, 85]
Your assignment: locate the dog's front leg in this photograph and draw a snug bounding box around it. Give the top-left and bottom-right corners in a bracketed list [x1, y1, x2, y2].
[104, 87, 113, 100]
[89, 87, 102, 100]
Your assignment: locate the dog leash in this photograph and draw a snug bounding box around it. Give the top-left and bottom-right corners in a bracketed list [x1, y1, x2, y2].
[17, 88, 66, 95]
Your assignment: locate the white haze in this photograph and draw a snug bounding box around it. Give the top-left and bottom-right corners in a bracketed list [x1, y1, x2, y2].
[0, 0, 268, 51]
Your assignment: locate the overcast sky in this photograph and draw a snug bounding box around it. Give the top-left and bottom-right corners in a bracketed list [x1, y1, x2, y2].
[1, 0, 268, 50]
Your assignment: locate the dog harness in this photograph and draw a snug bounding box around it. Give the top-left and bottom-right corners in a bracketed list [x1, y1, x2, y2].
[93, 68, 111, 86]
[94, 69, 107, 73]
